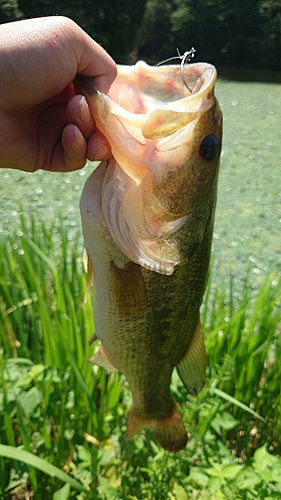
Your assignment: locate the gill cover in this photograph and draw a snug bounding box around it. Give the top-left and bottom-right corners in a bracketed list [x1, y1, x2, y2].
[101, 160, 190, 275]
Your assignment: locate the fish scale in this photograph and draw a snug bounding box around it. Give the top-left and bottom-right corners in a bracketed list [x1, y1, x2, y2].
[76, 60, 222, 452]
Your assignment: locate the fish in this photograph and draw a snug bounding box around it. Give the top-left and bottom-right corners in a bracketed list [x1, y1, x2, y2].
[74, 60, 222, 452]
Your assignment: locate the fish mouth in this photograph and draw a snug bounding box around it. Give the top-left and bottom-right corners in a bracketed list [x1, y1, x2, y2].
[74, 62, 218, 180]
[110, 61, 217, 112]
[75, 61, 217, 121]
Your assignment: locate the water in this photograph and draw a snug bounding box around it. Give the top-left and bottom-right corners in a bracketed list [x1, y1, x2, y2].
[0, 80, 281, 292]
[213, 80, 281, 290]
[0, 165, 90, 240]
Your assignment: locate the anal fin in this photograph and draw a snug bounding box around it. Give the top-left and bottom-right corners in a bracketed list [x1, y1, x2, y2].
[88, 346, 116, 374]
[177, 321, 207, 395]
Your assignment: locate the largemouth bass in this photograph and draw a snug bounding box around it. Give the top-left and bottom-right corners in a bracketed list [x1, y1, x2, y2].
[75, 61, 222, 452]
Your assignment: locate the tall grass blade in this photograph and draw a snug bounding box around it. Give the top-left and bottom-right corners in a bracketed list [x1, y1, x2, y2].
[210, 384, 266, 423]
[0, 445, 88, 493]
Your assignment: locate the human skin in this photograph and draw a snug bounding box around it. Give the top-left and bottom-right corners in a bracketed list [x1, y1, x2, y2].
[0, 16, 117, 172]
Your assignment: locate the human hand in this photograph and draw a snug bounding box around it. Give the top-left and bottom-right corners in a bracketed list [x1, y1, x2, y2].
[0, 16, 117, 172]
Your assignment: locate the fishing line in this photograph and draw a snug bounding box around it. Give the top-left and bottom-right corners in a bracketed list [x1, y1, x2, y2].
[156, 47, 196, 92]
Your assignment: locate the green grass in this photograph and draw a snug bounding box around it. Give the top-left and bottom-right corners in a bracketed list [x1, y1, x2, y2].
[0, 217, 281, 499]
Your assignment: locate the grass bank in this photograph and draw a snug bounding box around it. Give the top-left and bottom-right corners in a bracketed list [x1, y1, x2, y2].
[0, 218, 281, 499]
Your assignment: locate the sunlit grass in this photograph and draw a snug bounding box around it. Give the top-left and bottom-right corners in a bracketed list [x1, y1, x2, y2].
[0, 217, 281, 499]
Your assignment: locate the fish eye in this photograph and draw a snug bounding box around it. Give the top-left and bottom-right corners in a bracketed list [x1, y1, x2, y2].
[200, 135, 220, 161]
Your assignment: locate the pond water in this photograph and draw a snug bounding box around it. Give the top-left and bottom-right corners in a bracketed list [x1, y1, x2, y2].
[213, 79, 281, 291]
[0, 79, 280, 293]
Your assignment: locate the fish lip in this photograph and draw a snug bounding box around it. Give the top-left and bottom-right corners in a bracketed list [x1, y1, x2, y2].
[74, 75, 112, 122]
[73, 74, 101, 97]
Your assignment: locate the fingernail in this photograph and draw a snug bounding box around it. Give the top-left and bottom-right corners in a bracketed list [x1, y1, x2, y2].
[80, 96, 92, 124]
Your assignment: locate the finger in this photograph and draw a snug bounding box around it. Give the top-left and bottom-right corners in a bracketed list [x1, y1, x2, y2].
[87, 128, 112, 162]
[49, 123, 87, 172]
[66, 94, 112, 162]
[64, 18, 117, 93]
[76, 38, 117, 94]
[66, 94, 95, 139]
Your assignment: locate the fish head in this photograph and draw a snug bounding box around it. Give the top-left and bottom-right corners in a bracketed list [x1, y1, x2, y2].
[75, 61, 222, 274]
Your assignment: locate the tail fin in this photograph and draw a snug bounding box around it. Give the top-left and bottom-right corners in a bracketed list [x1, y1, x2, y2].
[124, 402, 187, 453]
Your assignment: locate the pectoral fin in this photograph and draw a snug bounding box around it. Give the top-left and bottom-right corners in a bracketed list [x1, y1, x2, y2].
[177, 321, 207, 395]
[88, 347, 116, 373]
[111, 261, 147, 320]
